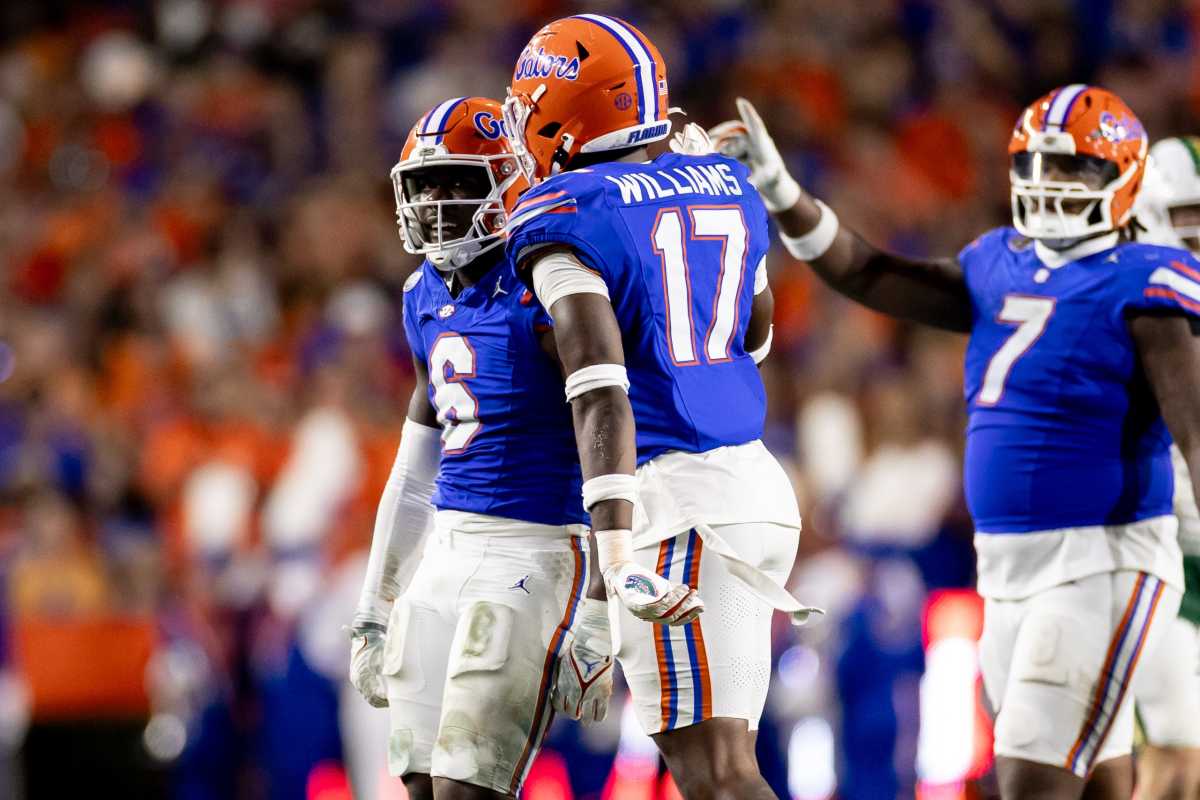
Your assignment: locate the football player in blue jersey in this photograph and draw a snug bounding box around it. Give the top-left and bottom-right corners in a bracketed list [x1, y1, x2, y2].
[1130, 137, 1200, 800]
[711, 87, 1200, 799]
[348, 97, 624, 800]
[502, 15, 818, 800]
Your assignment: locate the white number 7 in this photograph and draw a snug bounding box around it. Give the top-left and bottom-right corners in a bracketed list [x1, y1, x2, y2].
[978, 295, 1055, 406]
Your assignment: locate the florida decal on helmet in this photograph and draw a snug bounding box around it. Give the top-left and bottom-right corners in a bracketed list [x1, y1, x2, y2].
[390, 96, 526, 270]
[1008, 84, 1148, 244]
[502, 15, 671, 184]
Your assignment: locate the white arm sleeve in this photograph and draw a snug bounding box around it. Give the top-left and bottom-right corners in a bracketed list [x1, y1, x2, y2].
[352, 418, 441, 628]
[754, 255, 768, 295]
[531, 250, 610, 311]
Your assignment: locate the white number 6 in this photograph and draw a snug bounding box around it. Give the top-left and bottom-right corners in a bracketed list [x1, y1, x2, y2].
[429, 333, 481, 453]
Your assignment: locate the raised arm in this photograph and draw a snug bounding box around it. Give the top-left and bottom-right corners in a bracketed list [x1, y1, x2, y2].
[528, 247, 702, 625]
[711, 99, 972, 333]
[1130, 312, 1200, 510]
[349, 355, 441, 707]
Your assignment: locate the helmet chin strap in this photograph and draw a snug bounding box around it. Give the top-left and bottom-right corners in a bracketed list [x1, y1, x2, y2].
[1034, 229, 1120, 268]
[427, 237, 483, 272]
[1038, 234, 1090, 251]
[448, 239, 482, 268]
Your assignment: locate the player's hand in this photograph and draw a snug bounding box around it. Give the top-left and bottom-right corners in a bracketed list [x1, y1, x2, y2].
[348, 622, 388, 708]
[708, 98, 801, 213]
[605, 561, 704, 625]
[669, 121, 714, 156]
[552, 599, 614, 723]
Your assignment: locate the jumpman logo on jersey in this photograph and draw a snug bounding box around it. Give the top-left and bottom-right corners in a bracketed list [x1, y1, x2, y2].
[509, 575, 531, 594]
[493, 277, 509, 297]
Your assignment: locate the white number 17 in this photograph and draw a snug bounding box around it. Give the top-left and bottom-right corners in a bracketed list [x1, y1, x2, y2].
[652, 206, 748, 365]
[978, 295, 1055, 406]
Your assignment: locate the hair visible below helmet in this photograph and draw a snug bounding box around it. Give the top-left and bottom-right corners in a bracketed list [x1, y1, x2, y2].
[502, 15, 671, 184]
[391, 96, 525, 270]
[1008, 84, 1148, 244]
[1135, 137, 1200, 254]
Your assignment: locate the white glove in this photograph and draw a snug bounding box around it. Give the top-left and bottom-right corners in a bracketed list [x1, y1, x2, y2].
[348, 622, 388, 708]
[552, 599, 614, 723]
[605, 561, 704, 625]
[668, 121, 714, 156]
[708, 97, 802, 212]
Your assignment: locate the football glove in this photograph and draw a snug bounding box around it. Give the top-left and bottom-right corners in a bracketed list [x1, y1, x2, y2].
[708, 98, 802, 213]
[552, 599, 614, 723]
[668, 121, 715, 156]
[605, 561, 704, 626]
[348, 621, 388, 708]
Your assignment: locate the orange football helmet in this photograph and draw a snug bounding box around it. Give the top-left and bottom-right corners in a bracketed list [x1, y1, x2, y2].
[501, 14, 671, 184]
[1008, 84, 1148, 242]
[391, 96, 525, 269]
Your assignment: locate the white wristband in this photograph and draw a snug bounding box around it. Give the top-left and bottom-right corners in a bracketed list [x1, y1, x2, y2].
[595, 528, 634, 574]
[565, 364, 630, 402]
[762, 173, 802, 214]
[779, 199, 839, 261]
[581, 473, 637, 510]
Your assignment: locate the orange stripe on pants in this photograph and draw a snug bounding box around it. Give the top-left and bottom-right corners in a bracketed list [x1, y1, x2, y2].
[685, 534, 712, 721]
[508, 540, 585, 793]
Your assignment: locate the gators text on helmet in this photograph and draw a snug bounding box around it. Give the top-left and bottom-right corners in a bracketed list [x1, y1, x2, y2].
[502, 14, 671, 185]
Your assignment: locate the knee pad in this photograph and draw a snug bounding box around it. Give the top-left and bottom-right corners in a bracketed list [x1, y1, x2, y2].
[993, 612, 1070, 754]
[433, 601, 518, 785]
[993, 610, 1101, 769]
[994, 702, 1050, 751]
[388, 728, 415, 777]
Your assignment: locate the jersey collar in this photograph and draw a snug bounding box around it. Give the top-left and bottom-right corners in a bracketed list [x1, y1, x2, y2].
[1034, 231, 1119, 269]
[425, 257, 509, 307]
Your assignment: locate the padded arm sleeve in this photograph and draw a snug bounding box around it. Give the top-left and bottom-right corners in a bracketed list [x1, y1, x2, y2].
[353, 418, 442, 627]
[531, 249, 611, 310]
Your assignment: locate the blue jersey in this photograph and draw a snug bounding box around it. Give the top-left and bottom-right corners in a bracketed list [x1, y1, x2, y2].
[506, 152, 771, 464]
[960, 227, 1200, 532]
[402, 258, 586, 526]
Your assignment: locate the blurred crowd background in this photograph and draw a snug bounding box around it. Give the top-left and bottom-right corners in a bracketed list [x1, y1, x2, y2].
[0, 0, 1194, 798]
